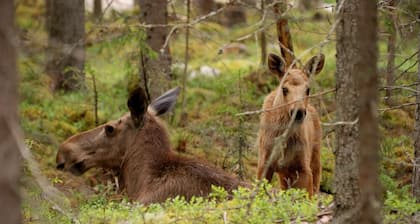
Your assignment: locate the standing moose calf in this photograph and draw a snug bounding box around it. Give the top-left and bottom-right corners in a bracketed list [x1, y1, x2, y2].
[56, 87, 242, 204]
[256, 53, 324, 197]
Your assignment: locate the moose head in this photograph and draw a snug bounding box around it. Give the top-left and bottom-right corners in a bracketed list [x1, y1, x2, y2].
[56, 87, 180, 176]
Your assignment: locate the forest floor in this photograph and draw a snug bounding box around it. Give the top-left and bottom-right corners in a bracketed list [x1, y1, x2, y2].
[17, 1, 420, 223]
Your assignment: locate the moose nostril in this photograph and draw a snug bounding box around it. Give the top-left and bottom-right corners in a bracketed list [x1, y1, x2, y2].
[295, 110, 306, 121]
[56, 163, 65, 170]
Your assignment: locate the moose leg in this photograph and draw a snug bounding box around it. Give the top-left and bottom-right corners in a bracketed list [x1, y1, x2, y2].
[277, 172, 288, 190]
[293, 169, 314, 198]
[257, 147, 275, 181]
[310, 145, 321, 194]
[256, 126, 277, 181]
[257, 150, 276, 181]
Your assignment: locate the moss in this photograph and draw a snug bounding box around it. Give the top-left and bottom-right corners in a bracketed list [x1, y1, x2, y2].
[47, 120, 78, 138]
[320, 146, 334, 193]
[381, 109, 414, 134]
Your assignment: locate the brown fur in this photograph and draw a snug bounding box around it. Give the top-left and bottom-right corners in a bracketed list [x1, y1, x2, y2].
[256, 53, 324, 197]
[56, 89, 242, 205]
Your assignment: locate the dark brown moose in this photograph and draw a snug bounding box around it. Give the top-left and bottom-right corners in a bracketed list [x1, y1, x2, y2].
[56, 87, 242, 204]
[256, 53, 324, 197]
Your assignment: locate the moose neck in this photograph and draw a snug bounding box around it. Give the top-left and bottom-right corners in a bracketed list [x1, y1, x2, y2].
[120, 113, 172, 199]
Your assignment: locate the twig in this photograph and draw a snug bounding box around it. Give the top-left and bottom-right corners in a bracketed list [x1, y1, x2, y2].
[235, 88, 335, 116]
[322, 118, 359, 127]
[91, 73, 98, 126]
[160, 1, 234, 53]
[392, 50, 420, 81]
[379, 102, 418, 112]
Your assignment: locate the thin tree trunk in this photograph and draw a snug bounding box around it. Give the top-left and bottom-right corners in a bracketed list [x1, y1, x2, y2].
[273, 1, 295, 68]
[385, 0, 398, 106]
[297, 0, 322, 11]
[194, 0, 216, 16]
[0, 0, 21, 222]
[45, 0, 85, 91]
[94, 0, 102, 21]
[333, 0, 360, 223]
[356, 1, 382, 223]
[138, 0, 171, 99]
[276, 19, 294, 68]
[223, 4, 247, 27]
[180, 0, 190, 126]
[413, 0, 420, 202]
[258, 0, 267, 67]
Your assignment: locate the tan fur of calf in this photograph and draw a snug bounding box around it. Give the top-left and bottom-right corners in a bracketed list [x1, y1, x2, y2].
[256, 53, 324, 197]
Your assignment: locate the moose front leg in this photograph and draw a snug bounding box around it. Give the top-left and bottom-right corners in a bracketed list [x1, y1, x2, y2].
[256, 127, 277, 182]
[279, 168, 314, 198]
[293, 169, 314, 198]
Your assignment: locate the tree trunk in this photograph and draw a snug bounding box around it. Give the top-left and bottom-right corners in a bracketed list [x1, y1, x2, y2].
[0, 0, 21, 223]
[93, 0, 102, 21]
[45, 0, 85, 91]
[356, 1, 382, 223]
[332, 0, 360, 223]
[138, 0, 172, 99]
[223, 4, 247, 27]
[297, 0, 322, 11]
[385, 0, 398, 106]
[413, 0, 420, 203]
[258, 0, 267, 67]
[194, 0, 216, 16]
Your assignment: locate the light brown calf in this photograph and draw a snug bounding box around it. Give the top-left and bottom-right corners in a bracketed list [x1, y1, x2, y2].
[256, 53, 324, 197]
[56, 87, 242, 204]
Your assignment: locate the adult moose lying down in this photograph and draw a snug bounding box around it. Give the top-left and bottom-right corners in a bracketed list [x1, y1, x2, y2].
[56, 87, 242, 204]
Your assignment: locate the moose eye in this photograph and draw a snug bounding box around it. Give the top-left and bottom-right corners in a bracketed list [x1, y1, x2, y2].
[306, 88, 310, 96]
[282, 87, 288, 96]
[104, 125, 115, 137]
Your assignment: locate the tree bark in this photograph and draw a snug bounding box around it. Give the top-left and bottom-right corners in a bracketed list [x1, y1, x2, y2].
[297, 0, 322, 11]
[223, 4, 247, 27]
[356, 1, 382, 223]
[138, 0, 172, 99]
[332, 0, 360, 223]
[93, 0, 102, 21]
[385, 0, 398, 106]
[194, 0, 216, 16]
[258, 0, 267, 67]
[0, 0, 21, 222]
[45, 0, 85, 92]
[413, 1, 420, 203]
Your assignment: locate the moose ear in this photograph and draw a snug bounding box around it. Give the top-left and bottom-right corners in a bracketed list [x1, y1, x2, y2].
[149, 87, 180, 116]
[304, 54, 325, 77]
[268, 53, 286, 78]
[127, 87, 148, 128]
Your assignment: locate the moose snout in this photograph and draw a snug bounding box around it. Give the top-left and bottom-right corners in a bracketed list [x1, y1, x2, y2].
[56, 152, 66, 170]
[289, 108, 306, 123]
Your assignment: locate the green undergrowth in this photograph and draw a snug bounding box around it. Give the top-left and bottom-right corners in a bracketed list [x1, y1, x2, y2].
[23, 182, 333, 224]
